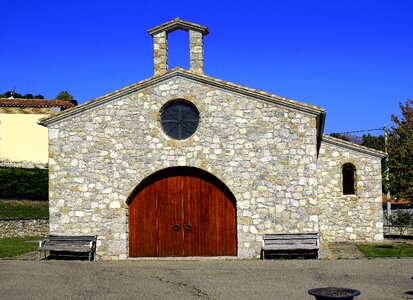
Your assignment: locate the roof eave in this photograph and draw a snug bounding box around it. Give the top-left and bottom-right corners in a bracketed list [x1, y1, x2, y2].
[322, 135, 387, 158]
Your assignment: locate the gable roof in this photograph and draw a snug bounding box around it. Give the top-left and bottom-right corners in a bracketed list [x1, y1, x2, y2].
[148, 17, 209, 36]
[322, 135, 387, 158]
[39, 68, 326, 153]
[0, 98, 77, 109]
[39, 67, 325, 126]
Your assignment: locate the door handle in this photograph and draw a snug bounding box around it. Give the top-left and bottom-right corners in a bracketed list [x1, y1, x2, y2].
[185, 223, 192, 231]
[173, 224, 180, 231]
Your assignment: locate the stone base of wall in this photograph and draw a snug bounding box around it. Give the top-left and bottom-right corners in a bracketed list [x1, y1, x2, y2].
[384, 225, 413, 237]
[0, 219, 49, 238]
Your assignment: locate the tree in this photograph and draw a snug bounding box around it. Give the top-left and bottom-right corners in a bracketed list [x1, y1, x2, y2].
[4, 91, 23, 98]
[329, 132, 350, 142]
[55, 91, 74, 100]
[361, 134, 385, 152]
[0, 91, 44, 99]
[387, 99, 413, 202]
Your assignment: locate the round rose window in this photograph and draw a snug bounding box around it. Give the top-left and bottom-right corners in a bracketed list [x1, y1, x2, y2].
[160, 101, 199, 140]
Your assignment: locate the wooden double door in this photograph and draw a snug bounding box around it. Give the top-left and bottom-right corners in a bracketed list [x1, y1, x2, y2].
[128, 171, 236, 257]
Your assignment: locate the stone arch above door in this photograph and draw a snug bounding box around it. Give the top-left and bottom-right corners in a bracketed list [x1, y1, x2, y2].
[127, 167, 237, 257]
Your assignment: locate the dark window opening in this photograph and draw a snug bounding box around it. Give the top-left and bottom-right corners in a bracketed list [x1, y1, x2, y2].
[160, 100, 199, 140]
[343, 164, 356, 195]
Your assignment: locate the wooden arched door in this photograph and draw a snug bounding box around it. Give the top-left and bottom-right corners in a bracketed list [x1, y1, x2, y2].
[128, 168, 237, 257]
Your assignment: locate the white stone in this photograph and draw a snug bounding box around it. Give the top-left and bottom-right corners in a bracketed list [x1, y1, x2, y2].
[49, 128, 60, 140]
[79, 185, 88, 192]
[178, 156, 186, 165]
[376, 222, 383, 229]
[102, 187, 112, 194]
[249, 226, 258, 234]
[110, 201, 121, 209]
[75, 211, 84, 217]
[309, 215, 318, 223]
[275, 205, 285, 213]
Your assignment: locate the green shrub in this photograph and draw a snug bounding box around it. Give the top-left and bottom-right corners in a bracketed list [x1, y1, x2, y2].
[0, 167, 48, 200]
[387, 209, 413, 226]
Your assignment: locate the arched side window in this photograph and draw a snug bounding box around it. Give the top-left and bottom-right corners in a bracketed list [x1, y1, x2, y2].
[342, 164, 356, 195]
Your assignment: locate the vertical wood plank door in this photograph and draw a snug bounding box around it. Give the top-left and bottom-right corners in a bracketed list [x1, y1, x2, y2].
[128, 169, 237, 257]
[128, 183, 158, 257]
[156, 176, 184, 256]
[183, 176, 237, 256]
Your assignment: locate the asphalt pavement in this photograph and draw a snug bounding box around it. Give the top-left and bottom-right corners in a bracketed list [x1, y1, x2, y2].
[1, 258, 412, 299]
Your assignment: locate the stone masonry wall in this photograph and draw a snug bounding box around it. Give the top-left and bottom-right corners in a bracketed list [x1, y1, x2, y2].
[153, 31, 168, 76]
[317, 140, 384, 243]
[0, 218, 49, 238]
[383, 225, 413, 237]
[189, 30, 204, 74]
[48, 76, 319, 260]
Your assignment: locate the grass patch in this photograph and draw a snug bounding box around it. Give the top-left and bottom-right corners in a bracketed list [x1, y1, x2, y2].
[356, 242, 413, 258]
[0, 237, 41, 258]
[0, 200, 49, 219]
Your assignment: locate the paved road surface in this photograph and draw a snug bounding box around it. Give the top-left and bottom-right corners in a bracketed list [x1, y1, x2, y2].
[0, 259, 412, 299]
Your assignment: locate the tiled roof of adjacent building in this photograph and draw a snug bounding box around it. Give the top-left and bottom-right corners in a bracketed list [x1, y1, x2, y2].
[0, 98, 77, 108]
[382, 193, 410, 205]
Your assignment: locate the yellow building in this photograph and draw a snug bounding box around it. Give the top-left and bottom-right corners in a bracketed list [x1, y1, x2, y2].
[0, 98, 76, 167]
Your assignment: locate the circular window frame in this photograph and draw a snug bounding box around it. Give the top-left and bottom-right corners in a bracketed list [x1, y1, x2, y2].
[160, 100, 200, 140]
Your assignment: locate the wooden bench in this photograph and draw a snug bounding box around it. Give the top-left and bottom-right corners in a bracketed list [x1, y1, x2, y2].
[261, 233, 320, 260]
[38, 235, 97, 261]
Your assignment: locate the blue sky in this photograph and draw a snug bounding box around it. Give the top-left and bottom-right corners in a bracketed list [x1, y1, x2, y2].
[1, 0, 412, 134]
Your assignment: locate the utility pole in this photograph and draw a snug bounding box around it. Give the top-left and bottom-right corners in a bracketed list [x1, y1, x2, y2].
[384, 124, 391, 219]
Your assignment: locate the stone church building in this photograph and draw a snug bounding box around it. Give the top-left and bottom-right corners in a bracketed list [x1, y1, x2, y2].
[40, 18, 385, 260]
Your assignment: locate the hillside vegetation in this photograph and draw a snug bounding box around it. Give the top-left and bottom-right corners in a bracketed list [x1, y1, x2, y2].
[0, 167, 48, 200]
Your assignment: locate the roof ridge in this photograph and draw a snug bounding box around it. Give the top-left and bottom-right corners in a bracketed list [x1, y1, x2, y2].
[148, 17, 209, 36]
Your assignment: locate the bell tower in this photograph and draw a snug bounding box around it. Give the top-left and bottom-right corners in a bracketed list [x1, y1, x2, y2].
[148, 18, 209, 76]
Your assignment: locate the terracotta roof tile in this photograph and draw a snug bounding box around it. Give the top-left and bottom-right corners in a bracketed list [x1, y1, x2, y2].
[382, 193, 410, 205]
[0, 98, 76, 108]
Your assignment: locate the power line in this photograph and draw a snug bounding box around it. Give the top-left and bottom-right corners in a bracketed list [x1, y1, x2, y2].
[327, 128, 384, 135]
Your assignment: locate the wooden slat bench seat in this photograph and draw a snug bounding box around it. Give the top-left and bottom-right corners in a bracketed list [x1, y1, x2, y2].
[38, 235, 97, 261]
[261, 233, 320, 260]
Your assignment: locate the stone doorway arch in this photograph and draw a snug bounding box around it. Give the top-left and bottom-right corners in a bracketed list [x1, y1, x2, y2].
[127, 167, 237, 257]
